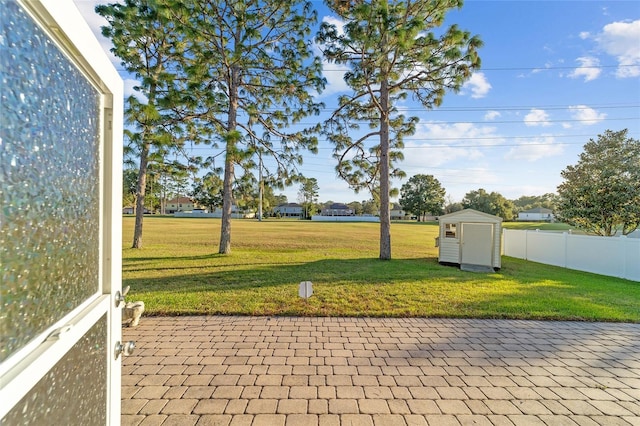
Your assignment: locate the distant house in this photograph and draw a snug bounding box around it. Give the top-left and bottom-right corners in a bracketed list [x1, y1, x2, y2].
[210, 204, 255, 219]
[391, 204, 437, 221]
[517, 207, 555, 222]
[123, 206, 151, 214]
[274, 203, 303, 218]
[390, 204, 409, 220]
[165, 196, 196, 214]
[321, 203, 353, 216]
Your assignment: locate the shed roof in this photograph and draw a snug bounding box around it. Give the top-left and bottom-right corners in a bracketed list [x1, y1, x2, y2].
[438, 208, 503, 222]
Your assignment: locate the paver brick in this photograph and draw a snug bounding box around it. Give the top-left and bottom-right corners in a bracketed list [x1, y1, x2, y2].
[252, 414, 285, 426]
[406, 399, 440, 415]
[511, 400, 552, 415]
[436, 400, 472, 415]
[123, 398, 148, 415]
[404, 414, 428, 425]
[507, 414, 546, 425]
[336, 386, 365, 399]
[482, 400, 522, 415]
[308, 399, 328, 414]
[340, 414, 374, 425]
[246, 399, 279, 414]
[282, 375, 308, 386]
[162, 386, 187, 399]
[285, 414, 319, 426]
[161, 414, 199, 426]
[138, 414, 168, 426]
[371, 414, 408, 426]
[560, 400, 604, 416]
[358, 399, 391, 414]
[456, 414, 493, 426]
[193, 399, 228, 415]
[140, 399, 168, 415]
[436, 386, 468, 400]
[328, 399, 359, 414]
[277, 399, 308, 414]
[195, 414, 232, 425]
[134, 386, 169, 399]
[318, 414, 340, 426]
[161, 399, 198, 414]
[423, 414, 461, 425]
[165, 375, 188, 386]
[589, 400, 634, 416]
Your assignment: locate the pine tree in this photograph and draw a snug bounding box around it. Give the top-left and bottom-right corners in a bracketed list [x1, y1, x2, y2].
[175, 0, 325, 253]
[317, 0, 482, 259]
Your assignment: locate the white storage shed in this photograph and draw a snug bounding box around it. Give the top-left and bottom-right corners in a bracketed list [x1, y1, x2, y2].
[436, 209, 503, 271]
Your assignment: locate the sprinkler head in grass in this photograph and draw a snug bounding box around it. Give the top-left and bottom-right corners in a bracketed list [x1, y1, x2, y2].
[299, 281, 313, 299]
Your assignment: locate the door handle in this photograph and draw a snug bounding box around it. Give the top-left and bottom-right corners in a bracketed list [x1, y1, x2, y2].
[114, 341, 136, 359]
[114, 286, 130, 307]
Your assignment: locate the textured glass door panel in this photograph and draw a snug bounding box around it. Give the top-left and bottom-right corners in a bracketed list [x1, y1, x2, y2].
[0, 0, 101, 362]
[1, 314, 107, 425]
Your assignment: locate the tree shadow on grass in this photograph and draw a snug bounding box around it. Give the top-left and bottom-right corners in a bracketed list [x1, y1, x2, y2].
[123, 255, 640, 321]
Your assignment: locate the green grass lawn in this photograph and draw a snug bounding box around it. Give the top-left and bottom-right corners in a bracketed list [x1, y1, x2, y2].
[122, 217, 639, 322]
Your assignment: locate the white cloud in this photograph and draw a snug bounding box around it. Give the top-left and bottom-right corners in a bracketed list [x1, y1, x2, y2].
[596, 19, 640, 78]
[123, 78, 148, 102]
[322, 16, 346, 36]
[400, 121, 503, 169]
[505, 136, 564, 161]
[318, 61, 351, 97]
[315, 16, 351, 97]
[568, 56, 601, 82]
[461, 72, 491, 99]
[579, 31, 591, 40]
[524, 109, 551, 127]
[484, 110, 501, 121]
[569, 105, 606, 125]
[531, 62, 553, 75]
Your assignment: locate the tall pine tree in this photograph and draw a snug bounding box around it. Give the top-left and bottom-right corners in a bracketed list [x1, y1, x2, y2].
[317, 0, 481, 259]
[174, 0, 325, 254]
[97, 0, 187, 248]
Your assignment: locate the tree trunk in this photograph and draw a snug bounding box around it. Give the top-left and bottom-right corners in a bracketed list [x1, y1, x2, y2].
[258, 153, 263, 222]
[219, 65, 240, 254]
[379, 78, 391, 260]
[132, 140, 150, 248]
[219, 151, 234, 253]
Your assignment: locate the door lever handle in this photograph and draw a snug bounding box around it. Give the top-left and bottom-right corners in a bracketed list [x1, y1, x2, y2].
[114, 341, 135, 359]
[114, 285, 131, 307]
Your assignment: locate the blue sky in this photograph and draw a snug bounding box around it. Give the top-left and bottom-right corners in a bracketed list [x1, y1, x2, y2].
[74, 0, 640, 204]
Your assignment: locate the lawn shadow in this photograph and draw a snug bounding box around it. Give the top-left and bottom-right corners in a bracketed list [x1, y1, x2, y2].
[123, 255, 640, 322]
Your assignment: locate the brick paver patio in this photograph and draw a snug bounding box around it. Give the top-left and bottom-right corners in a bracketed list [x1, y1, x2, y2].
[122, 316, 640, 426]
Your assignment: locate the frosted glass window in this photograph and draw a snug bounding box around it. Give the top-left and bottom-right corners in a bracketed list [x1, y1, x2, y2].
[1, 315, 107, 425]
[0, 1, 102, 362]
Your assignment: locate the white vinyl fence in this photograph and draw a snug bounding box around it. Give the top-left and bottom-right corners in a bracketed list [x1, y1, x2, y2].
[503, 229, 640, 282]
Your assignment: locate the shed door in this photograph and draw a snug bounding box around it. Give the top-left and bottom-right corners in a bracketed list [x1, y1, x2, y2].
[461, 223, 494, 266]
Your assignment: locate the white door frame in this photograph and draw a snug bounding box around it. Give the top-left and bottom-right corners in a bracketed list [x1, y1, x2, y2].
[0, 1, 123, 423]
